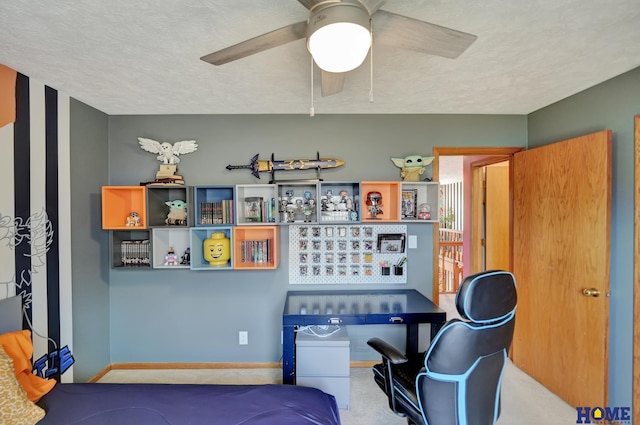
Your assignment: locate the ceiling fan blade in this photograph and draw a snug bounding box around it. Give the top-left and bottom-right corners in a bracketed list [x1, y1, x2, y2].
[201, 21, 308, 65]
[357, 0, 386, 15]
[297, 0, 325, 10]
[321, 70, 345, 97]
[372, 10, 477, 59]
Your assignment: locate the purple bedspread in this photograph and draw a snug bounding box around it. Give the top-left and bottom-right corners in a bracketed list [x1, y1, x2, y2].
[37, 383, 341, 425]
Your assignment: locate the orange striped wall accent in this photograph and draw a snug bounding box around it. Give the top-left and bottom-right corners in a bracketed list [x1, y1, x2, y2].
[0, 64, 17, 128]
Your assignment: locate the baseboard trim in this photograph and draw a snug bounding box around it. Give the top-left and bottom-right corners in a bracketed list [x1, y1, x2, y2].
[88, 364, 114, 383]
[112, 362, 282, 370]
[89, 360, 377, 383]
[350, 360, 378, 368]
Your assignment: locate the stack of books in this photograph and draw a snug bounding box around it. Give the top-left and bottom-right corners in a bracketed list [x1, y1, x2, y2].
[200, 200, 234, 224]
[239, 239, 273, 264]
[120, 240, 150, 267]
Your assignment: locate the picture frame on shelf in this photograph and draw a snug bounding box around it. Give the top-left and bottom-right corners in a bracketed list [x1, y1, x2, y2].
[401, 189, 417, 219]
[244, 196, 263, 222]
[377, 233, 406, 253]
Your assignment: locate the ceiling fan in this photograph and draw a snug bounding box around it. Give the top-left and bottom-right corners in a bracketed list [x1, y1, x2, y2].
[200, 0, 477, 97]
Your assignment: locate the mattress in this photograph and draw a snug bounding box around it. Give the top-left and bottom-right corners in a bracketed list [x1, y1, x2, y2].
[37, 382, 341, 425]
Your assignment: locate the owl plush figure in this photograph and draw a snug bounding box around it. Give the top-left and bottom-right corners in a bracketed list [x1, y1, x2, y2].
[138, 137, 198, 165]
[391, 154, 434, 181]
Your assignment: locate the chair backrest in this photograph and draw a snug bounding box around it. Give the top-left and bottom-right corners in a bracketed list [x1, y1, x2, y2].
[417, 270, 517, 425]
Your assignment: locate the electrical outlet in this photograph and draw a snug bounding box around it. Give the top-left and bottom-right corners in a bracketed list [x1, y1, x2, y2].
[239, 331, 248, 345]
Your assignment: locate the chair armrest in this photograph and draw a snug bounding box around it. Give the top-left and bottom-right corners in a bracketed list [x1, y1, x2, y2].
[367, 337, 408, 364]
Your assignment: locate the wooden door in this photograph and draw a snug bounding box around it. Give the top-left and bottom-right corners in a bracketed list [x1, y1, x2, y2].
[485, 162, 510, 270]
[512, 130, 611, 407]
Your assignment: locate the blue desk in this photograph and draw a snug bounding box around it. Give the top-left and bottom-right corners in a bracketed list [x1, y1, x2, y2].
[282, 289, 447, 385]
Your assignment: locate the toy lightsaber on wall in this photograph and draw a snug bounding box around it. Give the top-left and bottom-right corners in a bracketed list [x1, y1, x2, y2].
[226, 154, 345, 178]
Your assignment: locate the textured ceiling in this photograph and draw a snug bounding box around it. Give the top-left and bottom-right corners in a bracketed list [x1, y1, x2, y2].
[1, 0, 639, 115]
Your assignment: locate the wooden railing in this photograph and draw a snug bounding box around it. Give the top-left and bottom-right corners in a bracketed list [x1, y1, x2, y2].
[439, 229, 463, 294]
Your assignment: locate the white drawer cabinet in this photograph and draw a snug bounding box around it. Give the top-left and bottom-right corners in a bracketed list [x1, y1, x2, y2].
[295, 327, 350, 409]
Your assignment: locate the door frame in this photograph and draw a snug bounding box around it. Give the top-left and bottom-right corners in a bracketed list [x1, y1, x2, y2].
[431, 147, 523, 304]
[633, 115, 639, 424]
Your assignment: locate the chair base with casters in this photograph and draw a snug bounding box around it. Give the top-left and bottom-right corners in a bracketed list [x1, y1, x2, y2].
[368, 270, 517, 425]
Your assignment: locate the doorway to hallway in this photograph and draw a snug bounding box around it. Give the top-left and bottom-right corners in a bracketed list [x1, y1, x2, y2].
[434, 149, 518, 306]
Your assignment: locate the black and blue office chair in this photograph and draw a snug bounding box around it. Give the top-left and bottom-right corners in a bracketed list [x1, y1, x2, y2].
[367, 270, 517, 425]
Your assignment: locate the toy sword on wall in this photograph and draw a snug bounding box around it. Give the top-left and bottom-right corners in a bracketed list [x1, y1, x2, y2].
[226, 154, 345, 178]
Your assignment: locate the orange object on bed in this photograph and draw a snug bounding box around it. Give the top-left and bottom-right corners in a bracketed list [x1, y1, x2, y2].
[0, 330, 56, 402]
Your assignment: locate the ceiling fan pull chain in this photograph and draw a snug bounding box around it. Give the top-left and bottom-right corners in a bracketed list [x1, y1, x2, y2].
[310, 55, 315, 117]
[369, 17, 374, 103]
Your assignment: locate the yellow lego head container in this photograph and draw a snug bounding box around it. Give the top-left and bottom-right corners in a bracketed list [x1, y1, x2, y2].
[203, 232, 230, 266]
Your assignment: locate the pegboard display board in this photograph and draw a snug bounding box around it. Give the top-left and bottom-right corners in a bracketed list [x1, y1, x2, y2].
[288, 224, 407, 284]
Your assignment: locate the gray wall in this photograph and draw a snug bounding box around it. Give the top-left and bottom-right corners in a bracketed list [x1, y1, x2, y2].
[105, 114, 526, 363]
[68, 68, 637, 407]
[70, 99, 111, 381]
[527, 66, 640, 414]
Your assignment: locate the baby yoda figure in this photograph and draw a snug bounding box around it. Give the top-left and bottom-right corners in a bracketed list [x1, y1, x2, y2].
[391, 154, 435, 182]
[165, 200, 188, 225]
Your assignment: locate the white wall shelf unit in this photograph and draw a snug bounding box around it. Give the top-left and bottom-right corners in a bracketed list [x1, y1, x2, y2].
[277, 182, 320, 225]
[151, 228, 190, 269]
[235, 184, 278, 225]
[102, 181, 439, 270]
[317, 181, 361, 223]
[400, 181, 440, 223]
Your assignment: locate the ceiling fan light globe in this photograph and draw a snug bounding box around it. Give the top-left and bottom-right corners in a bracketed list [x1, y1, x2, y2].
[308, 22, 371, 73]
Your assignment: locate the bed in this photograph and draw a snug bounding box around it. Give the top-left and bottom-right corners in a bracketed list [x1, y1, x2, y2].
[36, 383, 341, 425]
[0, 296, 341, 425]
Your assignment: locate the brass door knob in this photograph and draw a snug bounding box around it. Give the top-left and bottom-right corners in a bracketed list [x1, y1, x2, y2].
[583, 288, 601, 297]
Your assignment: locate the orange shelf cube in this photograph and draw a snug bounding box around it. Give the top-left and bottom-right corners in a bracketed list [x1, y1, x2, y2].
[102, 186, 147, 229]
[360, 181, 401, 222]
[233, 226, 280, 270]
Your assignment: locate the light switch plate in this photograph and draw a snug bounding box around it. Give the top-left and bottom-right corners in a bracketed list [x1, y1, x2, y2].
[408, 235, 417, 249]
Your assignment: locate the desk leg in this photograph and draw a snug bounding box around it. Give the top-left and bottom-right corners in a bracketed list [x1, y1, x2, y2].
[431, 320, 445, 340]
[406, 321, 445, 354]
[282, 325, 296, 385]
[406, 324, 419, 354]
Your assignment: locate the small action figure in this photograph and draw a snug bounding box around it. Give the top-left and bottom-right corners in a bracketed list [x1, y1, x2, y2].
[366, 192, 383, 219]
[286, 205, 296, 223]
[165, 200, 187, 225]
[304, 206, 313, 222]
[180, 248, 191, 265]
[126, 212, 140, 227]
[164, 246, 179, 266]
